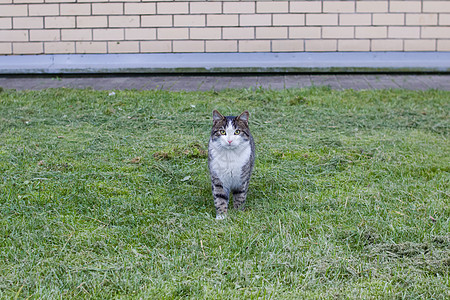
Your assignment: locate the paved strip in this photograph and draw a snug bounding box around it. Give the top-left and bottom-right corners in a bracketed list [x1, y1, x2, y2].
[0, 75, 449, 91]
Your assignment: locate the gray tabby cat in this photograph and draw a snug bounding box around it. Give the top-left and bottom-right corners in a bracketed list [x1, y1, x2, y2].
[208, 110, 255, 220]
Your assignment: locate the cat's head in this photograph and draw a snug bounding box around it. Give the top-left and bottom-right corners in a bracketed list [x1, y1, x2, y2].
[210, 110, 251, 149]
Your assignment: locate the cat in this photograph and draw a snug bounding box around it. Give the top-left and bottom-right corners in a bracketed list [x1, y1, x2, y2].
[208, 110, 255, 220]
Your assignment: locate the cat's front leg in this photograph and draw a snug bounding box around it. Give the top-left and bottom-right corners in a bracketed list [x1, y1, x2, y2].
[211, 178, 229, 219]
[232, 187, 248, 211]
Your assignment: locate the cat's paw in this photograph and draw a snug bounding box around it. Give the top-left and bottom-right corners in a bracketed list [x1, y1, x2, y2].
[215, 214, 227, 220]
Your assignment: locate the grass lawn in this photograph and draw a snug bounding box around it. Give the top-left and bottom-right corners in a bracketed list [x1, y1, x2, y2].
[0, 86, 449, 299]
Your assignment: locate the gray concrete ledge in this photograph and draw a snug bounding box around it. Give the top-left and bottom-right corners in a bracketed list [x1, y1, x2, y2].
[1, 52, 450, 74]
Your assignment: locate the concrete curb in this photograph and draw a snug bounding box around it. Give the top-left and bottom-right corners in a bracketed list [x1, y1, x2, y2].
[1, 52, 450, 74]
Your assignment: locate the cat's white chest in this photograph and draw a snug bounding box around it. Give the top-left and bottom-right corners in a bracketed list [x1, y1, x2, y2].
[209, 143, 251, 190]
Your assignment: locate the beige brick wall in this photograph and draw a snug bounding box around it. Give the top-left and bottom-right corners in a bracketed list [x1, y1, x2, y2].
[0, 0, 449, 55]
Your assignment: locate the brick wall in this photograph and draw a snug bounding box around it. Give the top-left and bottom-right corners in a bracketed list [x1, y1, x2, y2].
[0, 0, 449, 55]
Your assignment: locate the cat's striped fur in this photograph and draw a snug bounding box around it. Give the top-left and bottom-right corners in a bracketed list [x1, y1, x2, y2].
[208, 110, 255, 220]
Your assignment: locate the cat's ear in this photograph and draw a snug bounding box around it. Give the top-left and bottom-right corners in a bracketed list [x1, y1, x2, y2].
[237, 111, 250, 124]
[212, 110, 225, 122]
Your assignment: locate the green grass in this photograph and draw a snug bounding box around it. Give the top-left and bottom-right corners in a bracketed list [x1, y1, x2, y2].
[0, 86, 449, 299]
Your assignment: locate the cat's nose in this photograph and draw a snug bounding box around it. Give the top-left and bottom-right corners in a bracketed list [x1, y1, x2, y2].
[228, 140, 232, 144]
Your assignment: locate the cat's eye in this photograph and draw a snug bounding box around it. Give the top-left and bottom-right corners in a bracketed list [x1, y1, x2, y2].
[234, 130, 240, 135]
[219, 130, 226, 135]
